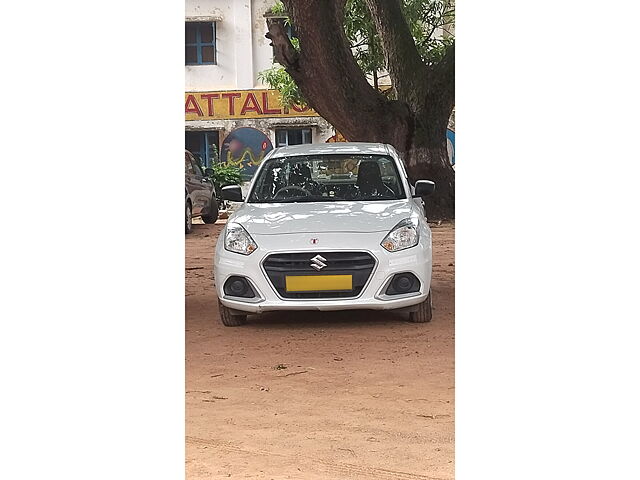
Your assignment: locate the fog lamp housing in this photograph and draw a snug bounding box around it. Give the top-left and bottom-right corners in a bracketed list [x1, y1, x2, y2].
[385, 273, 421, 295]
[223, 276, 256, 298]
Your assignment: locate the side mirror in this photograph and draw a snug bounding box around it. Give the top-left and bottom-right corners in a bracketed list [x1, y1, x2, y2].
[221, 185, 243, 202]
[204, 167, 214, 177]
[414, 180, 435, 197]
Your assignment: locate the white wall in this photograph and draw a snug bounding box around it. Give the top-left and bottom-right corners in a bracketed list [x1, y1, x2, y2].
[251, 0, 276, 87]
[185, 0, 277, 91]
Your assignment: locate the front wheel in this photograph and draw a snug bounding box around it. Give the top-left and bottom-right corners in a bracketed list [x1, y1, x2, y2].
[202, 197, 219, 224]
[185, 200, 193, 234]
[408, 290, 433, 323]
[218, 299, 247, 327]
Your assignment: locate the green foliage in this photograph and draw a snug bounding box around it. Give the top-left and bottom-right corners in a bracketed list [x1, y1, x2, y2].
[194, 146, 241, 206]
[404, 0, 455, 64]
[208, 162, 242, 190]
[208, 143, 219, 163]
[345, 0, 455, 71]
[196, 147, 242, 190]
[259, 0, 455, 106]
[344, 0, 384, 80]
[258, 64, 306, 107]
[268, 1, 286, 16]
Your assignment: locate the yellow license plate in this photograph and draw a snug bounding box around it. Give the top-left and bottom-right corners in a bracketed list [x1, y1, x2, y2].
[285, 275, 353, 292]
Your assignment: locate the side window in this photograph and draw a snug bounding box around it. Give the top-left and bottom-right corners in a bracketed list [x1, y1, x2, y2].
[378, 157, 394, 176]
[275, 128, 312, 147]
[379, 158, 401, 195]
[185, 22, 216, 65]
[185, 153, 195, 174]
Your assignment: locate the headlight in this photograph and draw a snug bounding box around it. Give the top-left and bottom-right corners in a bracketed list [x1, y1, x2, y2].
[224, 223, 258, 255]
[381, 218, 419, 252]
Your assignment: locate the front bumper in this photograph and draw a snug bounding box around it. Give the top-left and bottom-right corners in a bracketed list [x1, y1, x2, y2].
[214, 230, 432, 314]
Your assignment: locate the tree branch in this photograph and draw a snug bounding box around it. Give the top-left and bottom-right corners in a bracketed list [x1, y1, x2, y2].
[350, 39, 369, 49]
[274, 0, 411, 146]
[426, 43, 455, 117]
[364, 0, 429, 106]
[265, 18, 299, 70]
[425, 3, 452, 42]
[426, 7, 455, 40]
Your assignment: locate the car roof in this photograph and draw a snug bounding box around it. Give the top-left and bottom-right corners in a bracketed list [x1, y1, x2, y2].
[269, 142, 394, 158]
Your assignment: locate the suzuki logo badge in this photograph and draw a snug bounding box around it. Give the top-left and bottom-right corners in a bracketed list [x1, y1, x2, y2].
[310, 238, 319, 245]
[310, 255, 327, 271]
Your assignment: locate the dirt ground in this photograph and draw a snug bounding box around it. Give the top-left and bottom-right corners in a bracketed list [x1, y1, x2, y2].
[186, 220, 455, 480]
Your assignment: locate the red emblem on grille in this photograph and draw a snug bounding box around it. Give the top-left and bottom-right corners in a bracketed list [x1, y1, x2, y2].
[310, 238, 319, 245]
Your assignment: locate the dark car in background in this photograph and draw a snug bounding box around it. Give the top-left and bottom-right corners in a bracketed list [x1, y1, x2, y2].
[185, 150, 218, 233]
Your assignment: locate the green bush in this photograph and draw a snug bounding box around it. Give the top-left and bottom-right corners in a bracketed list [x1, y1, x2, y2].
[209, 163, 242, 190]
[192, 144, 242, 191]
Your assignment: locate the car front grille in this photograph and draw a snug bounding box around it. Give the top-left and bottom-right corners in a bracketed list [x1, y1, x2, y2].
[262, 251, 376, 299]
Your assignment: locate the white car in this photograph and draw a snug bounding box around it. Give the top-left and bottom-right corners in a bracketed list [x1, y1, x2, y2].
[213, 143, 435, 327]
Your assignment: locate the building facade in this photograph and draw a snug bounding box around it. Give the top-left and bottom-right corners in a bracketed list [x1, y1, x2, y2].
[185, 0, 334, 178]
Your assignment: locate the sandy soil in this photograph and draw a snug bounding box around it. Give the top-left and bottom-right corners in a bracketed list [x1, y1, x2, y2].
[186, 221, 455, 479]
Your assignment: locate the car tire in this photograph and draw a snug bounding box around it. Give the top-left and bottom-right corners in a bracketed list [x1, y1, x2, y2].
[202, 197, 219, 224]
[408, 289, 433, 323]
[185, 200, 193, 234]
[218, 299, 247, 327]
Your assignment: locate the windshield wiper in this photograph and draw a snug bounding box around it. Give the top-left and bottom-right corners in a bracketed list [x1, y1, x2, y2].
[276, 195, 345, 203]
[356, 196, 401, 201]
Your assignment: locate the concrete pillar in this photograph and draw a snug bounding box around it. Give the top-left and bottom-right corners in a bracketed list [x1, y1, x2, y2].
[233, 1, 253, 88]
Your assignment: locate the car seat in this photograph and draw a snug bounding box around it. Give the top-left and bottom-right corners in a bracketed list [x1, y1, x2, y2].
[356, 162, 395, 197]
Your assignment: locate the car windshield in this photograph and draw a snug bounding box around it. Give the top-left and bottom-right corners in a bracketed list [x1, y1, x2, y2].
[248, 154, 406, 203]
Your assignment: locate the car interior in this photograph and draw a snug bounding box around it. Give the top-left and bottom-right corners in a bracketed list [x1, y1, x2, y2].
[250, 155, 404, 202]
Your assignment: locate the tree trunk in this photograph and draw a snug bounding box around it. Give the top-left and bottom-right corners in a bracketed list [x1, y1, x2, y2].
[266, 0, 455, 219]
[403, 91, 455, 219]
[405, 145, 454, 220]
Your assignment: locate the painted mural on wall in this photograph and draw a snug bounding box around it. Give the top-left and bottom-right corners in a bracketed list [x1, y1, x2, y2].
[220, 127, 273, 180]
[326, 131, 347, 143]
[447, 129, 455, 166]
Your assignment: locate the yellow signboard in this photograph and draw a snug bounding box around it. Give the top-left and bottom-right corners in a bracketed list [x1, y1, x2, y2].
[185, 89, 318, 120]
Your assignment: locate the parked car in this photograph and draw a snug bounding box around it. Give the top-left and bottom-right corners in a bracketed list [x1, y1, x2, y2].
[185, 150, 218, 233]
[213, 143, 435, 326]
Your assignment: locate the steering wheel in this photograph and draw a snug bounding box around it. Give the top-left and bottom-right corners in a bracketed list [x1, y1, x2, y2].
[274, 185, 312, 199]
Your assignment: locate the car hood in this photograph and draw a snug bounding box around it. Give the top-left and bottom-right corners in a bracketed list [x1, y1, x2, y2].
[231, 200, 415, 235]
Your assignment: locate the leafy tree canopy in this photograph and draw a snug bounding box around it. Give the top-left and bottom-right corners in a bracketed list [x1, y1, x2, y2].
[259, 0, 454, 107]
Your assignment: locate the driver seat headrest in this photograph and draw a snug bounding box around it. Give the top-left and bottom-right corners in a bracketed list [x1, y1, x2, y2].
[356, 161, 384, 191]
